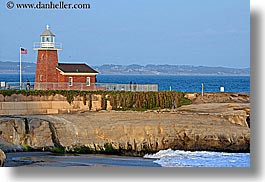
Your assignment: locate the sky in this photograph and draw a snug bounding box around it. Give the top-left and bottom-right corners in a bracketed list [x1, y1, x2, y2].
[0, 0, 249, 68]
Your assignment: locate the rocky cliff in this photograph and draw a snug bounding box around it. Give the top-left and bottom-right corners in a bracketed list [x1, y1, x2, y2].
[0, 102, 250, 156]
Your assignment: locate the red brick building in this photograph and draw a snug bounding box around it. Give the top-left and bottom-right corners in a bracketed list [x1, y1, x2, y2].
[56, 63, 98, 90]
[33, 25, 98, 90]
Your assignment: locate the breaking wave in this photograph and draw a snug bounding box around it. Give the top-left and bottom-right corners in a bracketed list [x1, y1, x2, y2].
[144, 149, 250, 167]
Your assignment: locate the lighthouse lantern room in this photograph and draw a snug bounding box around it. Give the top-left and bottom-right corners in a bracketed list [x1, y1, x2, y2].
[40, 25, 55, 48]
[34, 25, 62, 50]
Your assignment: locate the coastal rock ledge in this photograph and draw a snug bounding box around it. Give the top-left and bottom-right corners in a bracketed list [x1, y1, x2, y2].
[0, 103, 250, 156]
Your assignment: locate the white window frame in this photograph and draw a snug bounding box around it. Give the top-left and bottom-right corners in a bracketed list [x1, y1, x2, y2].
[69, 77, 73, 86]
[86, 77, 91, 86]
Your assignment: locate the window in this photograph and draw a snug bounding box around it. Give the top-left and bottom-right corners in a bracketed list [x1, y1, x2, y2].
[69, 77, 73, 86]
[86, 77, 90, 86]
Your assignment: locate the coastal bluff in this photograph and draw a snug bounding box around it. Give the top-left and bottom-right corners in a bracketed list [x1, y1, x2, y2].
[0, 92, 250, 156]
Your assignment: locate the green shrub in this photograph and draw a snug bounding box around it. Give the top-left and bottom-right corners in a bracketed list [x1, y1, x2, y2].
[51, 146, 66, 153]
[22, 145, 34, 152]
[103, 143, 119, 154]
[0, 90, 192, 110]
[180, 97, 192, 106]
[70, 146, 93, 154]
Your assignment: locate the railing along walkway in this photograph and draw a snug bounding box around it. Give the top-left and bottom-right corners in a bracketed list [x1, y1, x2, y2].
[0, 82, 158, 92]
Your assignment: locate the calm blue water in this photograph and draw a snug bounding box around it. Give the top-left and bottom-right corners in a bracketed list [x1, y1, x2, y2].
[0, 74, 250, 93]
[97, 74, 250, 93]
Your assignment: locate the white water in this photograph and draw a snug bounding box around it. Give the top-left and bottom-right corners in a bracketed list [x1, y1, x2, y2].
[144, 149, 250, 167]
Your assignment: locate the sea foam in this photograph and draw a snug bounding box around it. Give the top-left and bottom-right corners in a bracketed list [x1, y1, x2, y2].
[144, 149, 250, 167]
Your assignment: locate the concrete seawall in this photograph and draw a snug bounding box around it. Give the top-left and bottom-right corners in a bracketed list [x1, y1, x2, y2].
[0, 94, 106, 115]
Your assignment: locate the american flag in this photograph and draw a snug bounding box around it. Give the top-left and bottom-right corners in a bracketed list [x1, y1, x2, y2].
[21, 48, 27, 54]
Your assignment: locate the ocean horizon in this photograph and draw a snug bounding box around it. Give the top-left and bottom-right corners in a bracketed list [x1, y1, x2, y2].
[0, 73, 250, 93]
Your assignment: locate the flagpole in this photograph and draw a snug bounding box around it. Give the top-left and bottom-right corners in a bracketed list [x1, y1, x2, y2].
[19, 46, 22, 90]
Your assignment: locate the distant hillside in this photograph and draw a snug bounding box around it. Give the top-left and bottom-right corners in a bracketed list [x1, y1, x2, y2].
[93, 64, 250, 76]
[0, 61, 36, 74]
[0, 61, 250, 76]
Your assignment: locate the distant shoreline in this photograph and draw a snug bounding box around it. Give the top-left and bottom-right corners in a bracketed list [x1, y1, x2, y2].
[0, 61, 250, 76]
[0, 72, 250, 76]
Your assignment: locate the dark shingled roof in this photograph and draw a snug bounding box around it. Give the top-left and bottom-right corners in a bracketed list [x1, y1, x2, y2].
[57, 63, 98, 74]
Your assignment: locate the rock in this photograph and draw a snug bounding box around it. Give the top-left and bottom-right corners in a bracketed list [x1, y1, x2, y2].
[177, 103, 250, 127]
[187, 92, 250, 104]
[0, 103, 250, 156]
[0, 118, 26, 145]
[0, 139, 24, 153]
[0, 149, 6, 167]
[184, 93, 198, 100]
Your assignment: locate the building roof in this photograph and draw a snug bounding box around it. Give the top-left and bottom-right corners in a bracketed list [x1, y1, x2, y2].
[57, 63, 98, 74]
[41, 25, 55, 37]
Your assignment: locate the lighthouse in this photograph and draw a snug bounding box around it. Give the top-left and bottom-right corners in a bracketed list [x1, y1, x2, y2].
[33, 25, 62, 89]
[33, 25, 98, 90]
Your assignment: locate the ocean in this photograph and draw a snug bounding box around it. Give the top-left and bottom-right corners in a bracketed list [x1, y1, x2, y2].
[144, 149, 250, 167]
[0, 74, 250, 93]
[6, 150, 250, 167]
[0, 73, 250, 167]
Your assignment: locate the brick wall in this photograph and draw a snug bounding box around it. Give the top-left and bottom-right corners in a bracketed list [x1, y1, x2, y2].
[57, 73, 97, 90]
[35, 50, 59, 83]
